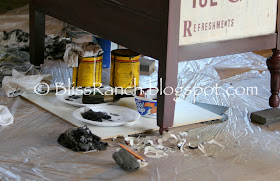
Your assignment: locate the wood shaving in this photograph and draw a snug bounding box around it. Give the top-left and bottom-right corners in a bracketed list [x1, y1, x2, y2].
[144, 146, 167, 158]
[138, 160, 149, 168]
[124, 129, 225, 159]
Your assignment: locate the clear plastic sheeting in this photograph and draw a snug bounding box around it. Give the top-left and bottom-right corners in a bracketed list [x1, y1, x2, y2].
[39, 59, 73, 88]
[1, 52, 280, 180]
[0, 5, 63, 36]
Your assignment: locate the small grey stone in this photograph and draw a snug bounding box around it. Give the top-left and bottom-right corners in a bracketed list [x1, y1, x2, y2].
[112, 148, 140, 171]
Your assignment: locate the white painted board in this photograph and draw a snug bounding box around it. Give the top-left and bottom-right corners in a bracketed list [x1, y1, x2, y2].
[179, 0, 278, 46]
[21, 92, 221, 139]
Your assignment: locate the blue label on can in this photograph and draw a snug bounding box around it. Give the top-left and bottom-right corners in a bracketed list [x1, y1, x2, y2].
[135, 98, 157, 118]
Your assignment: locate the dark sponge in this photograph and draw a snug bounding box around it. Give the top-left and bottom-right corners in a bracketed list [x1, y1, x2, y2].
[112, 148, 140, 171]
[58, 126, 108, 152]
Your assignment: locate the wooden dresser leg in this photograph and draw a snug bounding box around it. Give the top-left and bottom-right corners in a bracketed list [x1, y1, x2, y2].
[267, 49, 280, 108]
[157, 0, 180, 135]
[157, 54, 178, 135]
[29, 6, 45, 66]
[157, 65, 177, 135]
[159, 127, 169, 135]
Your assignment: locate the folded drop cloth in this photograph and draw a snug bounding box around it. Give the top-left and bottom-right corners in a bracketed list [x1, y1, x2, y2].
[0, 105, 13, 126]
[2, 69, 52, 97]
[63, 42, 103, 67]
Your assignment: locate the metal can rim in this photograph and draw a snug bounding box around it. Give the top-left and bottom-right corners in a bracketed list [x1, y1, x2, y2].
[111, 49, 139, 58]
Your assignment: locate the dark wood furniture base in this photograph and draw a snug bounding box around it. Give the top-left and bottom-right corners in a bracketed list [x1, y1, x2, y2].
[29, 0, 280, 134]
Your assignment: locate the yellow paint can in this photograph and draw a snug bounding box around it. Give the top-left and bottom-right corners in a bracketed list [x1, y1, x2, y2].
[72, 55, 103, 87]
[110, 49, 140, 88]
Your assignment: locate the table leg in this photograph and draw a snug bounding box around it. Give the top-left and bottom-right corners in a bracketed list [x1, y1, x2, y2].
[157, 57, 178, 135]
[156, 0, 180, 135]
[267, 49, 280, 107]
[29, 7, 45, 67]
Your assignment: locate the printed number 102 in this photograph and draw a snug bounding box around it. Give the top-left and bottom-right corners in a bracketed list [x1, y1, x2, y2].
[193, 0, 218, 8]
[193, 0, 239, 8]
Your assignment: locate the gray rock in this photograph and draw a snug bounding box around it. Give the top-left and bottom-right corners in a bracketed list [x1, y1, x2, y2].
[112, 148, 140, 171]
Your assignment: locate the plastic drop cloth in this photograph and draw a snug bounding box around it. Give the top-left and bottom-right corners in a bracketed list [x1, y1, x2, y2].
[0, 5, 63, 36]
[1, 52, 280, 180]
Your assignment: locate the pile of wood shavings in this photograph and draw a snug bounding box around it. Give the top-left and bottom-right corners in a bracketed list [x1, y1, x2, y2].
[124, 131, 225, 158]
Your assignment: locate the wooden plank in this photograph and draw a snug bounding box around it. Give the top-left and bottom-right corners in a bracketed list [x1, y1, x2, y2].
[251, 108, 280, 125]
[31, 0, 161, 59]
[178, 34, 277, 61]
[20, 92, 221, 139]
[103, 0, 161, 20]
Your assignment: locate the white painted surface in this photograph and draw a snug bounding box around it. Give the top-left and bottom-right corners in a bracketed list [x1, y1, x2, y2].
[21, 92, 221, 139]
[179, 0, 277, 46]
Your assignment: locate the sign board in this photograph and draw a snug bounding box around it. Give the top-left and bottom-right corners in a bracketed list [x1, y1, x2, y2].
[179, 0, 278, 46]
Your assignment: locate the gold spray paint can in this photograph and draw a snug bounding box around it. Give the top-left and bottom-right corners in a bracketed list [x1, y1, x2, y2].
[72, 55, 103, 87]
[110, 49, 140, 88]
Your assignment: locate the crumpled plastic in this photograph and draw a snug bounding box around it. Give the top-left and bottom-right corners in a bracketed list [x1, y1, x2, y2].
[2, 52, 280, 180]
[2, 69, 52, 97]
[0, 29, 71, 60]
[63, 24, 93, 43]
[0, 5, 64, 36]
[63, 42, 103, 67]
[0, 29, 70, 88]
[0, 30, 29, 52]
[0, 105, 13, 126]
